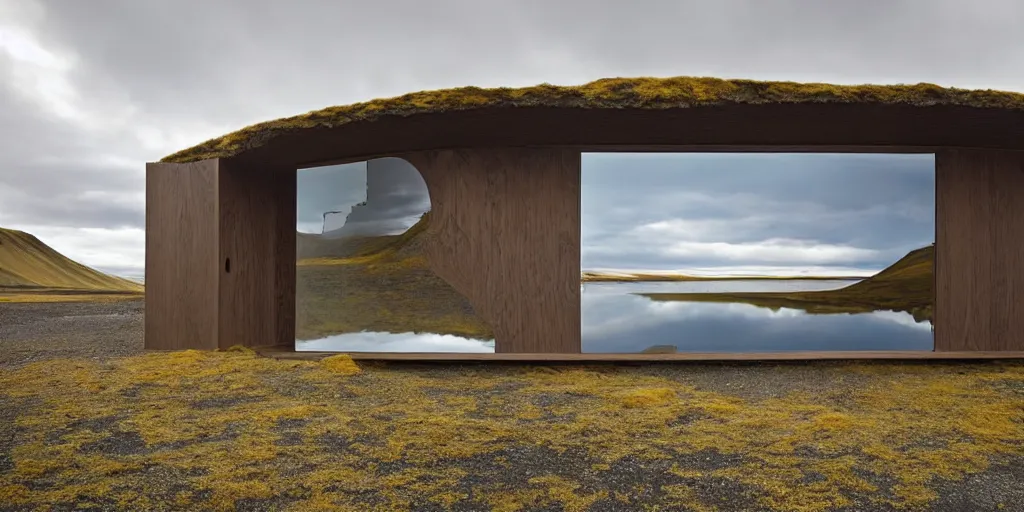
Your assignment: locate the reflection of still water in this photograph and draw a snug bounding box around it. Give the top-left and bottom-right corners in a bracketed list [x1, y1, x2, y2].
[296, 280, 932, 354]
[583, 281, 933, 353]
[297, 331, 495, 353]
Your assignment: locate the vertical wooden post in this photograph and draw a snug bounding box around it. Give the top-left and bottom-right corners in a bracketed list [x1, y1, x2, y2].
[145, 158, 296, 351]
[145, 160, 220, 350]
[404, 148, 582, 353]
[935, 149, 1024, 351]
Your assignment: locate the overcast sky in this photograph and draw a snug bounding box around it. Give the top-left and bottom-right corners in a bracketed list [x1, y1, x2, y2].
[0, 0, 1020, 277]
[582, 153, 934, 275]
[297, 163, 367, 235]
[297, 158, 430, 236]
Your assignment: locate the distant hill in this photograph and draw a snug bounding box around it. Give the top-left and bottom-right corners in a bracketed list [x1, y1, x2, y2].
[841, 244, 933, 300]
[297, 212, 429, 261]
[0, 227, 143, 293]
[296, 231, 364, 260]
[640, 244, 935, 322]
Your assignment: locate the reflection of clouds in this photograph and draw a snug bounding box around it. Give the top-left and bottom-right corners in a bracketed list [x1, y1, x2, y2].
[297, 331, 495, 353]
[867, 310, 933, 331]
[663, 239, 879, 264]
[586, 235, 881, 267]
[580, 153, 935, 271]
[296, 163, 367, 232]
[585, 266, 879, 278]
[581, 285, 933, 353]
[297, 221, 326, 234]
[325, 158, 431, 238]
[582, 294, 802, 339]
[297, 158, 431, 238]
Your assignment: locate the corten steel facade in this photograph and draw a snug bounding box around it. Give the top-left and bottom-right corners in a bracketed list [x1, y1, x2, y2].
[145, 78, 1024, 359]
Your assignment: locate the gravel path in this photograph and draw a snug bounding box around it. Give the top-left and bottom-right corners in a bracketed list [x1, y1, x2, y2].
[1, 300, 1023, 511]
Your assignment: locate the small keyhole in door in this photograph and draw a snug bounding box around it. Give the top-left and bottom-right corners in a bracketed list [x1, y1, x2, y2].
[225, 258, 231, 273]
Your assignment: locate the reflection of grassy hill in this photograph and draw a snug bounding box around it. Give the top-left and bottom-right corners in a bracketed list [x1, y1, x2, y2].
[639, 245, 935, 322]
[295, 213, 493, 341]
[0, 227, 143, 300]
[297, 231, 404, 260]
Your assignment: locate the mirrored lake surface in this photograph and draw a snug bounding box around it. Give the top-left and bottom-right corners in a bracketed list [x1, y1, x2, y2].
[582, 280, 933, 353]
[297, 331, 495, 353]
[296, 279, 932, 353]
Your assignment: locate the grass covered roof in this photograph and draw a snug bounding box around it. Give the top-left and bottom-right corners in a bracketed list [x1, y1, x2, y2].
[161, 76, 1024, 164]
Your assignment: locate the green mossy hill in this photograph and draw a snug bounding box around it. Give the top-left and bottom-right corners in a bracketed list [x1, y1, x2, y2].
[640, 244, 934, 322]
[842, 244, 933, 299]
[0, 227, 143, 293]
[353, 211, 429, 259]
[297, 212, 429, 260]
[295, 213, 492, 341]
[161, 76, 1024, 164]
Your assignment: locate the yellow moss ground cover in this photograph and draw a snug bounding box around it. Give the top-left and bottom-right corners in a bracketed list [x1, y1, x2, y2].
[0, 292, 143, 304]
[1, 350, 1022, 511]
[161, 76, 1024, 164]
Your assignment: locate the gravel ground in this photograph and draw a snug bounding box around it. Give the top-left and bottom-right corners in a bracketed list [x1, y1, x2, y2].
[1, 300, 1023, 511]
[0, 299, 144, 369]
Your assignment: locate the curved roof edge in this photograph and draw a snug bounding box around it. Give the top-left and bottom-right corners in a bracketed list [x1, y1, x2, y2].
[161, 76, 1024, 164]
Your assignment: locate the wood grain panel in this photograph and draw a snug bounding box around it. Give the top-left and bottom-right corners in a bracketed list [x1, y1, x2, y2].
[273, 168, 297, 349]
[404, 149, 581, 353]
[989, 151, 1024, 350]
[145, 160, 219, 350]
[218, 161, 296, 349]
[935, 149, 1024, 351]
[227, 105, 1024, 170]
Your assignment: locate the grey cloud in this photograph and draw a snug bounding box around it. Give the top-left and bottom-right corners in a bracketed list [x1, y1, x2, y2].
[297, 158, 430, 237]
[1, 0, 1019, 274]
[296, 163, 367, 233]
[582, 153, 935, 271]
[0, 61, 145, 229]
[327, 158, 430, 237]
[28, 0, 1024, 129]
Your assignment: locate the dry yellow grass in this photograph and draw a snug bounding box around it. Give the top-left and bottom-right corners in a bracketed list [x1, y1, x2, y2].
[0, 227, 142, 295]
[0, 350, 1022, 511]
[161, 76, 1024, 164]
[0, 292, 142, 304]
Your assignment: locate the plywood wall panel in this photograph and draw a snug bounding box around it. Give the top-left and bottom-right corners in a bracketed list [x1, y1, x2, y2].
[989, 152, 1024, 350]
[935, 149, 1024, 351]
[218, 161, 296, 349]
[404, 149, 582, 353]
[144, 160, 219, 350]
[227, 105, 1024, 170]
[272, 169, 297, 348]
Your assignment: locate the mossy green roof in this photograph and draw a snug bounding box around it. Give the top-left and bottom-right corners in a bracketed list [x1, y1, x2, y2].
[161, 76, 1024, 164]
